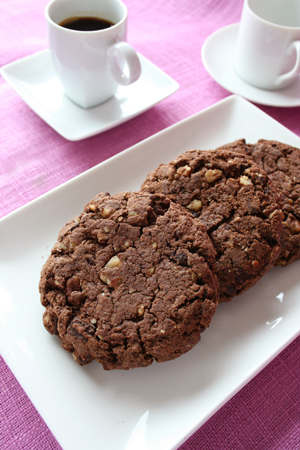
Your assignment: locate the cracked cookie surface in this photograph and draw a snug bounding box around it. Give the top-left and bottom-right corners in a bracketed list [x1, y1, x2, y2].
[219, 139, 300, 267]
[141, 149, 282, 302]
[39, 192, 219, 370]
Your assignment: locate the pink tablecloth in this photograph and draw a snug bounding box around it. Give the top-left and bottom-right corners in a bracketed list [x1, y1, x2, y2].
[1, 0, 300, 448]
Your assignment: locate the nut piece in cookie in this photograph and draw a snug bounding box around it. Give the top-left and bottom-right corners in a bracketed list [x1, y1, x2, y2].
[141, 149, 282, 302]
[39, 192, 219, 369]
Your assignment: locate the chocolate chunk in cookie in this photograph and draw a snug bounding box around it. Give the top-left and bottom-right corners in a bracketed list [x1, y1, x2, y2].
[141, 149, 282, 302]
[39, 192, 219, 370]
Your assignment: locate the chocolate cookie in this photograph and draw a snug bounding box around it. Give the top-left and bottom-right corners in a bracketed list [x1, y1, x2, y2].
[141, 149, 282, 302]
[39, 192, 219, 370]
[220, 139, 300, 266]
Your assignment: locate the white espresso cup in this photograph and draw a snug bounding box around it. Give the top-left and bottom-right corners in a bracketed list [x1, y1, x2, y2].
[234, 0, 300, 90]
[45, 0, 141, 108]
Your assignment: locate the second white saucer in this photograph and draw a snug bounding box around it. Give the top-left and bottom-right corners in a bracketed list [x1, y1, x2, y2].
[202, 23, 300, 108]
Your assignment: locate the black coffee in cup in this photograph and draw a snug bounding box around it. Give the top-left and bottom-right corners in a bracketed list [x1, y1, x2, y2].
[59, 16, 114, 31]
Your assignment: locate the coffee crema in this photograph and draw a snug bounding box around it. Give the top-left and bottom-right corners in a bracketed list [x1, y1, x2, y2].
[59, 16, 114, 31]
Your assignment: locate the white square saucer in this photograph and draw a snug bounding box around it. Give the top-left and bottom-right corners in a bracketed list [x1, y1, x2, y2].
[1, 50, 179, 141]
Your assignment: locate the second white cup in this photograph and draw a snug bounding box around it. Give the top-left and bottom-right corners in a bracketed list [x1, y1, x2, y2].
[45, 0, 141, 108]
[234, 0, 300, 90]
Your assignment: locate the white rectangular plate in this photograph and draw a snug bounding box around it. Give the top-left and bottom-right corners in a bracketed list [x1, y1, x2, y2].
[1, 95, 300, 450]
[0, 49, 179, 141]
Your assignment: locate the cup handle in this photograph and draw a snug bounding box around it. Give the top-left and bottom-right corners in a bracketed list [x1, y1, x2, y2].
[107, 42, 141, 86]
[275, 41, 300, 88]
